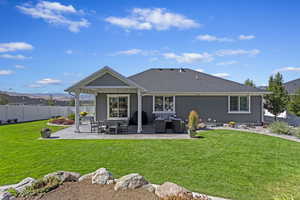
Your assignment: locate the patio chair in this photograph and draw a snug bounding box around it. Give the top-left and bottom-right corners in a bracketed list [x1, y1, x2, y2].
[97, 121, 107, 134]
[154, 119, 166, 133]
[118, 120, 129, 133]
[106, 121, 119, 134]
[90, 118, 99, 133]
[172, 119, 185, 133]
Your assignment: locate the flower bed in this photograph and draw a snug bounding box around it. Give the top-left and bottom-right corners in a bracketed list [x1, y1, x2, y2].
[48, 117, 74, 126]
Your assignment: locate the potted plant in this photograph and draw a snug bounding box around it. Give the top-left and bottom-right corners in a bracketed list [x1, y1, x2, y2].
[41, 128, 51, 138]
[188, 110, 199, 137]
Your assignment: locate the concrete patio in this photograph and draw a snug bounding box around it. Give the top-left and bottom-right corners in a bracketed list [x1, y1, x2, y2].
[50, 123, 190, 139]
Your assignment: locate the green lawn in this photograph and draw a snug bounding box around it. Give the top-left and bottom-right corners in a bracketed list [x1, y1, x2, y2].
[1, 121, 300, 200]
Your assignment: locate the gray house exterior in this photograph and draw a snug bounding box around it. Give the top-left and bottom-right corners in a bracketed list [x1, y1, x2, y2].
[65, 66, 269, 133]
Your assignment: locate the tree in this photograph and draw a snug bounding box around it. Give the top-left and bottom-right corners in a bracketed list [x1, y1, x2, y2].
[244, 78, 256, 87]
[68, 98, 75, 106]
[47, 95, 55, 106]
[264, 73, 289, 120]
[0, 94, 9, 105]
[289, 88, 300, 116]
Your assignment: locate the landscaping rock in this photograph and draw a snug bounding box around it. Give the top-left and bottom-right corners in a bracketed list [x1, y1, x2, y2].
[114, 173, 148, 191]
[155, 182, 192, 198]
[44, 171, 80, 182]
[91, 168, 114, 184]
[0, 191, 16, 200]
[79, 172, 95, 182]
[142, 183, 159, 193]
[0, 177, 36, 193]
[192, 192, 211, 200]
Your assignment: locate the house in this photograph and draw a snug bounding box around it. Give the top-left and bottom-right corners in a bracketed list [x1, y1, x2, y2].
[65, 66, 269, 133]
[284, 78, 300, 95]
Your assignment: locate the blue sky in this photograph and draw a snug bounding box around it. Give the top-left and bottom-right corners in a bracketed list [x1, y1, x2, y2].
[0, 0, 300, 93]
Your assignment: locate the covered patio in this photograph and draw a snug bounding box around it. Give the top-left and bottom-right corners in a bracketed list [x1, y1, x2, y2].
[50, 123, 190, 139]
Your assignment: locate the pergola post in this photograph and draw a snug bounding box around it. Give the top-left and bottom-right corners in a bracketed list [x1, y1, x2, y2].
[75, 91, 80, 133]
[137, 89, 142, 133]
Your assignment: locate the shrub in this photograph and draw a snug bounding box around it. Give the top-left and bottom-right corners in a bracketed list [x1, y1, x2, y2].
[228, 121, 236, 128]
[268, 121, 291, 135]
[67, 113, 75, 120]
[19, 176, 62, 197]
[291, 128, 300, 138]
[188, 110, 199, 131]
[80, 111, 88, 117]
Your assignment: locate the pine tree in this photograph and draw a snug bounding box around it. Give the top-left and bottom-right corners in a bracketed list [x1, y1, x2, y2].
[244, 78, 256, 87]
[264, 73, 289, 120]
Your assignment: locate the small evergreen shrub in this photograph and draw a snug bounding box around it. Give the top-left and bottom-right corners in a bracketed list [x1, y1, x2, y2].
[268, 121, 291, 135]
[19, 176, 62, 197]
[188, 110, 199, 137]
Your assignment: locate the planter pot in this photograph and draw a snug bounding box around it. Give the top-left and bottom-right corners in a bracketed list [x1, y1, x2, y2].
[41, 128, 51, 138]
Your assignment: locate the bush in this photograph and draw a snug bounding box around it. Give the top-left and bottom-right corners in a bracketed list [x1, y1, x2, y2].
[268, 121, 291, 135]
[67, 113, 75, 120]
[188, 110, 199, 131]
[228, 121, 236, 128]
[19, 176, 62, 197]
[80, 111, 88, 117]
[291, 128, 300, 138]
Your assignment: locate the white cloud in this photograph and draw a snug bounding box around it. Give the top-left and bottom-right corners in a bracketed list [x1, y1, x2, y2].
[274, 67, 300, 73]
[0, 42, 33, 53]
[212, 73, 230, 78]
[36, 78, 62, 85]
[0, 70, 14, 75]
[163, 52, 213, 63]
[216, 49, 260, 56]
[216, 60, 238, 66]
[239, 35, 255, 40]
[195, 68, 204, 72]
[17, 1, 90, 32]
[65, 49, 73, 54]
[113, 49, 158, 56]
[15, 64, 26, 69]
[27, 84, 43, 88]
[0, 54, 30, 59]
[105, 8, 200, 31]
[196, 34, 234, 42]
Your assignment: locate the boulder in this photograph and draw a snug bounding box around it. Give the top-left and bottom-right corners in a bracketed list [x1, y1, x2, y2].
[142, 183, 159, 193]
[0, 191, 16, 200]
[0, 177, 36, 193]
[44, 171, 80, 182]
[91, 168, 114, 184]
[79, 172, 95, 182]
[114, 173, 148, 191]
[155, 182, 192, 198]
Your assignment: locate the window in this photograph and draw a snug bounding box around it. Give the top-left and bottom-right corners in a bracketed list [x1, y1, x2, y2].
[229, 96, 250, 113]
[153, 96, 175, 112]
[107, 95, 130, 120]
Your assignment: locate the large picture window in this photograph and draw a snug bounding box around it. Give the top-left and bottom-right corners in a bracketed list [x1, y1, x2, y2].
[107, 95, 130, 120]
[229, 96, 250, 113]
[153, 96, 175, 113]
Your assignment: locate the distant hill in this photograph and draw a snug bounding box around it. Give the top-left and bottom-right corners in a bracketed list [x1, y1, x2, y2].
[0, 91, 93, 106]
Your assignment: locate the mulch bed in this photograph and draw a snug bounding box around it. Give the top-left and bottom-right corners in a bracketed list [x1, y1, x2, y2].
[17, 179, 159, 200]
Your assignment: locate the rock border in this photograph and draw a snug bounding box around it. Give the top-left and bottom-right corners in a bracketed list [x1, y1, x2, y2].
[0, 168, 230, 200]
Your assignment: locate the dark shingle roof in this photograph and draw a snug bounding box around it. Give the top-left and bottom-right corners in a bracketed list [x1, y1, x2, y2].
[128, 68, 266, 93]
[285, 78, 300, 94]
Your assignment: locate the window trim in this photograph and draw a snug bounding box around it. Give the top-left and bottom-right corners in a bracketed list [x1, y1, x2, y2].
[107, 94, 130, 120]
[152, 96, 176, 113]
[228, 96, 251, 114]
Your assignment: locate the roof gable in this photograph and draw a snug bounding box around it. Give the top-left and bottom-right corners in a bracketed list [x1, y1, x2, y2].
[65, 66, 145, 92]
[86, 73, 129, 87]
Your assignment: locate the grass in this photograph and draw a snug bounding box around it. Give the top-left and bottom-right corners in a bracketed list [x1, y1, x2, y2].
[1, 121, 300, 200]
